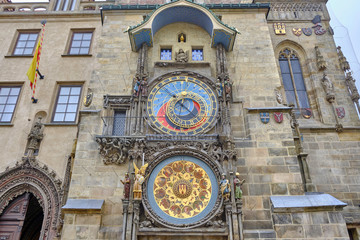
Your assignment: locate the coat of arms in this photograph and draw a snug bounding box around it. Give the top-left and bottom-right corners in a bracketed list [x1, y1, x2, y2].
[274, 112, 283, 123]
[274, 23, 286, 35]
[292, 28, 302, 37]
[302, 28, 312, 36]
[313, 25, 326, 35]
[336, 107, 345, 119]
[302, 108, 312, 119]
[260, 112, 270, 124]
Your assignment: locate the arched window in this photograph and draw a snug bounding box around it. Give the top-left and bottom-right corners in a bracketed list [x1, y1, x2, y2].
[279, 48, 310, 109]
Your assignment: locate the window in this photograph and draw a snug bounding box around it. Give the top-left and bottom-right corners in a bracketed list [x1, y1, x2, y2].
[53, 86, 82, 122]
[279, 48, 310, 109]
[13, 32, 38, 56]
[160, 48, 172, 60]
[112, 110, 126, 136]
[68, 31, 93, 55]
[192, 49, 203, 61]
[0, 86, 21, 123]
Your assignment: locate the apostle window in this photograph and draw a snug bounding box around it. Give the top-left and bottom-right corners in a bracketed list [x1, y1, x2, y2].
[52, 86, 82, 123]
[279, 48, 310, 109]
[68, 31, 93, 55]
[160, 48, 172, 60]
[13, 32, 39, 56]
[192, 49, 203, 61]
[0, 86, 21, 123]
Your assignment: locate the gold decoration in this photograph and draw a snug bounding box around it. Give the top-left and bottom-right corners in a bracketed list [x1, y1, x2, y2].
[153, 160, 212, 219]
[274, 23, 286, 35]
[133, 162, 148, 200]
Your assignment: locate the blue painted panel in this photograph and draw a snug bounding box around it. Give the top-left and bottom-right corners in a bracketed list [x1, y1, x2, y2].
[133, 29, 152, 51]
[152, 6, 213, 36]
[212, 29, 232, 51]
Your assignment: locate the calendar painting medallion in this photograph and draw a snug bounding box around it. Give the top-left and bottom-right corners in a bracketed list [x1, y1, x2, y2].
[147, 155, 219, 225]
[147, 76, 218, 135]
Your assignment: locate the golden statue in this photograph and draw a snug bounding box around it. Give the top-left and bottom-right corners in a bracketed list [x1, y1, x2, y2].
[180, 34, 185, 42]
[133, 162, 149, 199]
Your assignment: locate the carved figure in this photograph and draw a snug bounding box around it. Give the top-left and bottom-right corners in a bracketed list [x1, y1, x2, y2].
[233, 173, 245, 200]
[27, 118, 44, 155]
[346, 72, 360, 100]
[321, 73, 335, 102]
[315, 46, 327, 70]
[175, 49, 188, 63]
[337, 46, 350, 71]
[133, 77, 141, 96]
[224, 77, 232, 96]
[179, 34, 185, 43]
[140, 77, 148, 97]
[275, 89, 283, 104]
[216, 81, 223, 97]
[133, 162, 149, 199]
[120, 173, 131, 199]
[220, 174, 230, 201]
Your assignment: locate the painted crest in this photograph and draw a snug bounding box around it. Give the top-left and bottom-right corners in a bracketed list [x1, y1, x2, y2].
[260, 112, 270, 124]
[292, 28, 302, 37]
[83, 91, 93, 107]
[336, 107, 345, 119]
[274, 112, 283, 123]
[302, 28, 312, 36]
[313, 25, 326, 35]
[274, 23, 286, 35]
[302, 108, 313, 119]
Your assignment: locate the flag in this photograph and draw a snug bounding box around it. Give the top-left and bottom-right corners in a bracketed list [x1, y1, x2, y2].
[26, 39, 41, 89]
[26, 20, 46, 102]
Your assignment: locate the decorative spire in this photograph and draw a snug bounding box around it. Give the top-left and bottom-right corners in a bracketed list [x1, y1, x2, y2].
[315, 46, 327, 71]
[337, 46, 350, 72]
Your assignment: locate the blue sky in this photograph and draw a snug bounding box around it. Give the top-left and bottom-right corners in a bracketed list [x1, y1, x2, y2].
[328, 0, 360, 98]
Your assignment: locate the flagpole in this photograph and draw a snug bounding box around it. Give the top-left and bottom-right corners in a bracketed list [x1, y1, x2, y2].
[30, 20, 46, 103]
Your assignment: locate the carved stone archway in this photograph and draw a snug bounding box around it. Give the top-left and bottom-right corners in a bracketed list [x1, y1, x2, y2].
[0, 157, 63, 239]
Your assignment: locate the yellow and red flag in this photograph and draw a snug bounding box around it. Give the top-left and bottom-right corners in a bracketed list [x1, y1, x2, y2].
[26, 21, 46, 102]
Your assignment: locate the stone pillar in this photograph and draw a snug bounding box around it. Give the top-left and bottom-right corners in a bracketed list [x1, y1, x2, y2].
[131, 200, 141, 240]
[121, 199, 129, 240]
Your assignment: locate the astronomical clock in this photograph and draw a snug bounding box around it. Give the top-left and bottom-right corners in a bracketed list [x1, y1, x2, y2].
[146, 75, 218, 136]
[142, 74, 224, 229]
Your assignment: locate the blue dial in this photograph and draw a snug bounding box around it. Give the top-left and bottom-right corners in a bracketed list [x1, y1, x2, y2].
[147, 76, 218, 135]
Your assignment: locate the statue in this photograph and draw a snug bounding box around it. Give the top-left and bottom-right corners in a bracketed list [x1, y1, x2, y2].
[133, 76, 141, 97]
[233, 172, 245, 200]
[220, 173, 231, 201]
[321, 73, 335, 102]
[315, 46, 327, 70]
[345, 72, 360, 100]
[133, 162, 149, 199]
[120, 173, 131, 199]
[27, 118, 44, 156]
[179, 34, 185, 43]
[175, 49, 188, 63]
[140, 77, 148, 97]
[337, 46, 350, 71]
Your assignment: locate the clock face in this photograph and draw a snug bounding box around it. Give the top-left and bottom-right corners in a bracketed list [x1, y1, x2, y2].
[147, 76, 218, 135]
[147, 155, 218, 225]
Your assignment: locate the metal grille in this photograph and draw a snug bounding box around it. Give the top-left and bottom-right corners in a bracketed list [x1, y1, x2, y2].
[112, 111, 126, 136]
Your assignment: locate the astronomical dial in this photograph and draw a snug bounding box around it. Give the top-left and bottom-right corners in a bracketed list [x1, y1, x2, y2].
[147, 76, 218, 135]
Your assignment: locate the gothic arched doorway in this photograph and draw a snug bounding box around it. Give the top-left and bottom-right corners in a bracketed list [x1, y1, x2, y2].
[0, 193, 44, 240]
[0, 158, 64, 239]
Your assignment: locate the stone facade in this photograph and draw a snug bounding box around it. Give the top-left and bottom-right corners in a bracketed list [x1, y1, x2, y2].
[0, 0, 359, 239]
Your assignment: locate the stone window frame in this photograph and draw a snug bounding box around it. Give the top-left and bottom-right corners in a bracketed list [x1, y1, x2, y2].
[6, 30, 40, 57]
[278, 48, 310, 110]
[0, 85, 22, 123]
[51, 85, 82, 123]
[102, 95, 132, 136]
[62, 28, 94, 57]
[275, 41, 316, 118]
